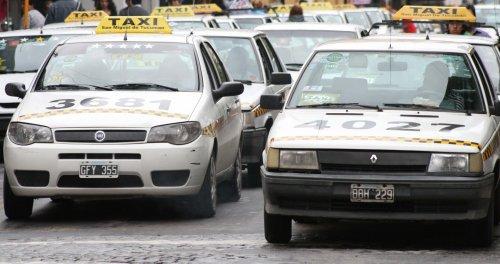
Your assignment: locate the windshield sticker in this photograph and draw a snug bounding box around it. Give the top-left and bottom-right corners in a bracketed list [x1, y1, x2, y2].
[325, 53, 344, 63]
[299, 92, 338, 106]
[302, 86, 323, 92]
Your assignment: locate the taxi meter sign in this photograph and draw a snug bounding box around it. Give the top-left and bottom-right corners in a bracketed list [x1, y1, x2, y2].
[268, 5, 292, 14]
[300, 2, 333, 10]
[188, 4, 223, 14]
[64, 11, 108, 23]
[393, 6, 476, 22]
[96, 16, 172, 34]
[150, 6, 195, 17]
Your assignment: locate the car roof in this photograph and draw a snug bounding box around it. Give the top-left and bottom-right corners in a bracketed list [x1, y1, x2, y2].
[474, 4, 499, 9]
[255, 22, 361, 32]
[366, 33, 497, 45]
[0, 27, 94, 37]
[62, 33, 192, 44]
[168, 17, 206, 22]
[316, 39, 473, 54]
[190, 28, 263, 38]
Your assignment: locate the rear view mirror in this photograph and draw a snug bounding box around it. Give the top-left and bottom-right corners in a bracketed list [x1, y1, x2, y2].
[377, 60, 408, 72]
[360, 29, 369, 37]
[213, 82, 244, 100]
[270, 73, 292, 85]
[260, 94, 283, 110]
[5, 83, 26, 99]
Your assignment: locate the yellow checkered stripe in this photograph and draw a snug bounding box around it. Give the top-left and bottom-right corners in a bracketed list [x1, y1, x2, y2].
[273, 135, 481, 149]
[202, 117, 224, 137]
[251, 105, 269, 118]
[482, 132, 499, 161]
[18, 108, 189, 121]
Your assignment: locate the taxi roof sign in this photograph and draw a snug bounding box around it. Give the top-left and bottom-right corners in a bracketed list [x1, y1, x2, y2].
[393, 6, 476, 22]
[64, 11, 108, 23]
[96, 16, 172, 34]
[268, 5, 292, 14]
[187, 4, 223, 14]
[300, 2, 333, 11]
[150, 6, 195, 17]
[332, 4, 356, 9]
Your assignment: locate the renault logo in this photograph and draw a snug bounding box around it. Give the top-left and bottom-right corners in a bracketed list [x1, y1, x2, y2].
[95, 131, 106, 142]
[370, 154, 378, 164]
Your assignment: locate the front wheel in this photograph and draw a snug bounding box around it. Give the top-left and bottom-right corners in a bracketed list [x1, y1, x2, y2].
[188, 155, 217, 218]
[3, 175, 33, 220]
[470, 198, 494, 247]
[226, 145, 242, 202]
[264, 210, 291, 244]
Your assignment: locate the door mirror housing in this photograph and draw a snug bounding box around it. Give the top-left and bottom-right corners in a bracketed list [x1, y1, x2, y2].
[270, 72, 292, 85]
[260, 94, 283, 110]
[493, 100, 500, 116]
[360, 29, 369, 37]
[213, 82, 244, 100]
[5, 82, 26, 99]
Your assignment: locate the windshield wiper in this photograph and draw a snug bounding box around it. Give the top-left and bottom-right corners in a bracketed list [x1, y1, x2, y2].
[296, 102, 382, 111]
[108, 83, 178, 91]
[383, 103, 440, 110]
[43, 84, 114, 91]
[285, 63, 303, 70]
[234, 79, 253, 85]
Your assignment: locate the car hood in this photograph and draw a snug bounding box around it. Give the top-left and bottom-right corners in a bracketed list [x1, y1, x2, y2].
[0, 73, 36, 103]
[268, 109, 493, 153]
[13, 91, 202, 128]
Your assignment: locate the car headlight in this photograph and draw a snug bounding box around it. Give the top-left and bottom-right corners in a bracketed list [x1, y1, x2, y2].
[147, 122, 201, 145]
[243, 111, 255, 129]
[428, 153, 482, 173]
[8, 122, 53, 146]
[279, 150, 319, 170]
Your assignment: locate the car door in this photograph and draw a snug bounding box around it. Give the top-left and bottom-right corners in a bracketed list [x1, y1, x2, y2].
[203, 42, 240, 172]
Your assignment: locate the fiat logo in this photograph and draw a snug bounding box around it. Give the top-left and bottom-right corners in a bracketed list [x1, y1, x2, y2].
[95, 131, 106, 142]
[370, 154, 378, 164]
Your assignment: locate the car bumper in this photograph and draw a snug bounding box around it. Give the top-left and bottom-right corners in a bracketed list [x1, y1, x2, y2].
[242, 127, 266, 164]
[4, 136, 213, 198]
[262, 167, 494, 221]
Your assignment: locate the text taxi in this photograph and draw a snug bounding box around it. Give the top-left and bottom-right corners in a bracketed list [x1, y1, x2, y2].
[3, 16, 244, 219]
[260, 39, 500, 246]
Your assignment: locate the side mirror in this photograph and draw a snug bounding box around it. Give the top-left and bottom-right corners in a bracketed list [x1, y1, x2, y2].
[493, 100, 500, 116]
[213, 81, 244, 100]
[360, 29, 369, 37]
[270, 72, 292, 85]
[5, 82, 26, 99]
[260, 94, 283, 110]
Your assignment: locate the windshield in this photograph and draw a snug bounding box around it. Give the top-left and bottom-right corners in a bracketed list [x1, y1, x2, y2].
[0, 34, 77, 74]
[169, 21, 206, 30]
[344, 12, 371, 29]
[366, 11, 384, 24]
[475, 8, 500, 26]
[265, 30, 357, 66]
[37, 42, 198, 92]
[218, 22, 232, 29]
[317, 14, 343, 23]
[233, 18, 263, 29]
[207, 37, 263, 83]
[289, 51, 484, 113]
[475, 45, 500, 92]
[280, 15, 317, 22]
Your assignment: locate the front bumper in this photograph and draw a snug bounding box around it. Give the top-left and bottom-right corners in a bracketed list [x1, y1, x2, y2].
[242, 127, 267, 164]
[4, 136, 213, 198]
[262, 167, 494, 221]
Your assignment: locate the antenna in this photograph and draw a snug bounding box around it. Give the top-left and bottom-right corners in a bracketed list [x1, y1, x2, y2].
[388, 21, 392, 49]
[39, 26, 43, 34]
[124, 29, 128, 41]
[425, 28, 430, 40]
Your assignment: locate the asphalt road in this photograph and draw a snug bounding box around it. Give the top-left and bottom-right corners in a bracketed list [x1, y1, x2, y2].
[1, 171, 500, 263]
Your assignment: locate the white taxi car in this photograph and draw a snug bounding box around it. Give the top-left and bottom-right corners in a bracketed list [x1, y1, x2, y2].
[3, 16, 244, 220]
[0, 27, 94, 139]
[260, 39, 500, 246]
[230, 14, 274, 29]
[190, 29, 291, 186]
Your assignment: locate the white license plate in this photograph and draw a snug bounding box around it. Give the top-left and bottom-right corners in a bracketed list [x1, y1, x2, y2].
[79, 161, 118, 179]
[350, 184, 394, 203]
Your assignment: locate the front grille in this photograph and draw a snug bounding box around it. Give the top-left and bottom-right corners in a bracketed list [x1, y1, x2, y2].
[318, 150, 430, 173]
[15, 170, 50, 187]
[0, 103, 19, 109]
[55, 130, 147, 143]
[59, 153, 141, 160]
[57, 175, 143, 188]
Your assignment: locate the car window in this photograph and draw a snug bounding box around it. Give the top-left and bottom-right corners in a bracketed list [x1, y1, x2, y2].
[255, 38, 273, 82]
[169, 21, 206, 30]
[261, 37, 284, 72]
[207, 36, 263, 83]
[218, 22, 232, 29]
[289, 51, 485, 113]
[318, 14, 343, 23]
[233, 18, 263, 29]
[344, 12, 370, 29]
[200, 44, 219, 90]
[0, 34, 78, 73]
[365, 11, 384, 24]
[205, 43, 229, 84]
[37, 42, 199, 92]
[475, 45, 500, 93]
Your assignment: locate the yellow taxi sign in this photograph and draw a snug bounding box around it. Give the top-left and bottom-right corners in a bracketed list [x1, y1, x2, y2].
[150, 6, 195, 17]
[300, 2, 333, 11]
[332, 4, 356, 9]
[393, 5, 476, 22]
[268, 5, 292, 14]
[64, 11, 108, 23]
[96, 16, 171, 34]
[188, 4, 223, 14]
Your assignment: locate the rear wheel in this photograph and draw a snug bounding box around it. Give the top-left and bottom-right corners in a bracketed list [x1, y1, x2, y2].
[188, 155, 217, 218]
[3, 175, 33, 220]
[264, 210, 291, 244]
[226, 145, 242, 202]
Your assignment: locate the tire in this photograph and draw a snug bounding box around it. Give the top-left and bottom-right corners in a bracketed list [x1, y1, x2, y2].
[3, 175, 33, 220]
[264, 210, 291, 244]
[495, 182, 500, 225]
[471, 198, 494, 247]
[246, 163, 262, 187]
[226, 145, 242, 202]
[188, 155, 217, 218]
